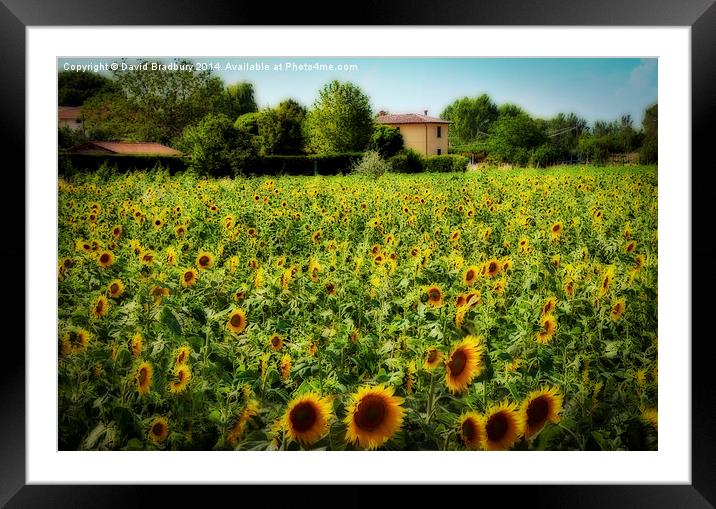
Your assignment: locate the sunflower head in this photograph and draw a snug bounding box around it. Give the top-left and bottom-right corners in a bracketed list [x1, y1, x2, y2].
[542, 296, 557, 316]
[269, 334, 283, 351]
[108, 279, 125, 298]
[458, 412, 486, 450]
[483, 258, 500, 277]
[227, 308, 247, 334]
[148, 416, 169, 444]
[445, 335, 485, 394]
[196, 251, 215, 270]
[610, 298, 626, 321]
[181, 268, 198, 287]
[463, 265, 479, 286]
[168, 364, 192, 394]
[136, 361, 153, 395]
[91, 295, 109, 319]
[174, 345, 192, 365]
[424, 346, 442, 369]
[280, 354, 292, 381]
[97, 250, 115, 268]
[344, 385, 404, 450]
[425, 284, 444, 307]
[130, 333, 143, 358]
[282, 392, 333, 447]
[484, 401, 525, 451]
[536, 315, 558, 345]
[521, 386, 563, 440]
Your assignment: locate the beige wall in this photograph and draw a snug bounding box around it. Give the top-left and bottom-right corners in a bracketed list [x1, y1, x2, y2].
[390, 123, 449, 156]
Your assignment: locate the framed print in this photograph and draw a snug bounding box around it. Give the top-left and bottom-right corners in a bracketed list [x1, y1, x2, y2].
[4, 0, 714, 505]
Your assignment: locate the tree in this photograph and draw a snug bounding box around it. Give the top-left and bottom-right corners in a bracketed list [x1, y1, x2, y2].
[369, 125, 404, 158]
[256, 99, 307, 155]
[58, 70, 117, 106]
[546, 113, 588, 159]
[440, 94, 498, 145]
[81, 59, 225, 144]
[223, 82, 258, 120]
[58, 126, 85, 149]
[497, 103, 526, 119]
[177, 113, 254, 176]
[639, 103, 658, 164]
[486, 113, 546, 164]
[304, 81, 373, 154]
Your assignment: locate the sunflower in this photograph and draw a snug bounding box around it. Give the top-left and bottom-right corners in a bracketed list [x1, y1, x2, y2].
[610, 298, 626, 321]
[97, 250, 115, 268]
[62, 328, 91, 354]
[324, 282, 337, 296]
[91, 295, 109, 319]
[350, 329, 360, 344]
[269, 334, 283, 351]
[484, 401, 525, 451]
[308, 340, 318, 357]
[196, 251, 215, 270]
[521, 386, 563, 440]
[227, 400, 260, 447]
[152, 217, 164, 229]
[518, 238, 530, 254]
[425, 284, 444, 307]
[424, 346, 442, 369]
[280, 354, 292, 380]
[641, 407, 658, 431]
[107, 279, 125, 298]
[403, 361, 416, 394]
[181, 268, 198, 287]
[458, 412, 486, 450]
[148, 416, 169, 444]
[541, 296, 557, 316]
[536, 314, 558, 344]
[175, 224, 187, 238]
[483, 258, 500, 277]
[445, 335, 485, 394]
[111, 225, 123, 238]
[625, 240, 637, 253]
[282, 392, 333, 447]
[139, 249, 154, 265]
[227, 308, 247, 334]
[463, 265, 479, 286]
[344, 385, 405, 450]
[168, 364, 192, 394]
[130, 333, 143, 358]
[550, 221, 564, 238]
[174, 345, 192, 365]
[135, 361, 153, 395]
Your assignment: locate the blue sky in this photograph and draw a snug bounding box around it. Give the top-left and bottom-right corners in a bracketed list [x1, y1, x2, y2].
[59, 57, 657, 127]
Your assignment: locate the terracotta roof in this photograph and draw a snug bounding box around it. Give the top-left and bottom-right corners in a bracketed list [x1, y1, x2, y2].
[58, 106, 82, 120]
[69, 141, 183, 156]
[376, 113, 451, 125]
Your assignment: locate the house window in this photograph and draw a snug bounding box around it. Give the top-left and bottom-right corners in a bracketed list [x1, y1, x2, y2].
[437, 148, 442, 155]
[436, 126, 442, 138]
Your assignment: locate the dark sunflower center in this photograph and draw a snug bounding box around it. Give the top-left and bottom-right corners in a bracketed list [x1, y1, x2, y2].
[527, 396, 550, 426]
[230, 314, 242, 327]
[448, 349, 468, 377]
[184, 272, 193, 282]
[113, 228, 120, 235]
[177, 370, 185, 382]
[428, 289, 441, 301]
[488, 262, 497, 273]
[110, 283, 119, 294]
[613, 304, 622, 314]
[289, 402, 318, 433]
[155, 220, 161, 225]
[427, 349, 438, 363]
[199, 256, 210, 266]
[152, 423, 164, 436]
[462, 418, 476, 441]
[553, 224, 560, 232]
[326, 283, 335, 294]
[177, 352, 186, 364]
[355, 395, 387, 431]
[100, 254, 110, 264]
[456, 296, 466, 307]
[486, 412, 509, 442]
[96, 301, 104, 313]
[138, 368, 147, 384]
[466, 269, 475, 280]
[272, 337, 280, 347]
[544, 302, 553, 314]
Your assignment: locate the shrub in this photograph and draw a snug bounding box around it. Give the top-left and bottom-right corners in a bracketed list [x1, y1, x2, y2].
[425, 154, 469, 173]
[350, 150, 391, 178]
[369, 125, 404, 158]
[235, 153, 363, 177]
[388, 148, 424, 173]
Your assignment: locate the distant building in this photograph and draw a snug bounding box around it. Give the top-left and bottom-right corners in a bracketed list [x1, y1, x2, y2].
[68, 141, 183, 156]
[375, 110, 451, 156]
[58, 106, 83, 131]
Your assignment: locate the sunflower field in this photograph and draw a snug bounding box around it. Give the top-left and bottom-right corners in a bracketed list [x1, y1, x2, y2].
[58, 165, 658, 451]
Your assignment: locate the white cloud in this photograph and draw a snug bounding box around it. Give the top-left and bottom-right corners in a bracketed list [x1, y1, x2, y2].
[628, 59, 657, 89]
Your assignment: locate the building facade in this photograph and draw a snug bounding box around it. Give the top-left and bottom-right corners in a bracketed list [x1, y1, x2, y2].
[375, 111, 450, 156]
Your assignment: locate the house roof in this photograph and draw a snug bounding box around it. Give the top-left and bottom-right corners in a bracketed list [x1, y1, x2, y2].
[376, 113, 451, 125]
[69, 141, 183, 156]
[58, 106, 82, 120]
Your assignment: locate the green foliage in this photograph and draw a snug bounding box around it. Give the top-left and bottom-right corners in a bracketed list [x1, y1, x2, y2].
[58, 70, 117, 106]
[223, 82, 258, 120]
[369, 125, 404, 158]
[424, 154, 469, 173]
[350, 150, 391, 178]
[304, 80, 373, 154]
[81, 59, 225, 144]
[529, 143, 560, 168]
[58, 154, 187, 175]
[387, 148, 425, 174]
[639, 104, 658, 164]
[256, 99, 307, 155]
[177, 113, 255, 176]
[486, 113, 546, 164]
[441, 94, 498, 145]
[236, 153, 364, 176]
[58, 126, 86, 150]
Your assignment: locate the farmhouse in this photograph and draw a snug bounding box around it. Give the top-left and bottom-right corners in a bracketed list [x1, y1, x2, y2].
[375, 110, 451, 156]
[58, 106, 83, 131]
[68, 141, 183, 156]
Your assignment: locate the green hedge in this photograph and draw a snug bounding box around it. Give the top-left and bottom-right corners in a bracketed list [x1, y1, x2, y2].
[425, 154, 470, 173]
[59, 153, 188, 175]
[387, 149, 424, 173]
[236, 153, 364, 176]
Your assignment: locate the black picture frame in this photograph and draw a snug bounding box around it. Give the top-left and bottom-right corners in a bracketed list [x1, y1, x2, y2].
[3, 0, 713, 506]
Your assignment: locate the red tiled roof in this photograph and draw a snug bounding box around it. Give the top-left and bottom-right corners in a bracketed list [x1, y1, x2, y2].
[69, 141, 183, 156]
[58, 106, 82, 120]
[376, 113, 451, 124]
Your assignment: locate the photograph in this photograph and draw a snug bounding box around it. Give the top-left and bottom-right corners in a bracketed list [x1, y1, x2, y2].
[56, 56, 659, 452]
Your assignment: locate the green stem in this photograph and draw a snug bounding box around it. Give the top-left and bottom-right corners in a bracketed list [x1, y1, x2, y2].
[426, 371, 436, 424]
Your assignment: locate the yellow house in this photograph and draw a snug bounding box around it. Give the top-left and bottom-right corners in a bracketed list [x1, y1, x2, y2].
[375, 110, 450, 156]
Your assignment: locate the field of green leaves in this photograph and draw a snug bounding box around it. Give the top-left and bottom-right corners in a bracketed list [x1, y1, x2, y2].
[58, 165, 658, 451]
